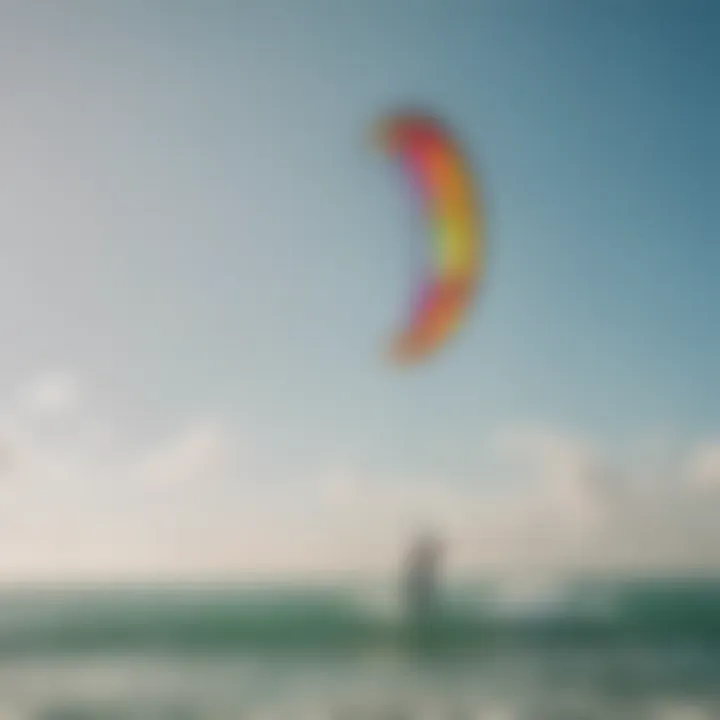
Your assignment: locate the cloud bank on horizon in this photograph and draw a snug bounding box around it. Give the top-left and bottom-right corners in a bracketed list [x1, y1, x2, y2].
[1, 371, 720, 581]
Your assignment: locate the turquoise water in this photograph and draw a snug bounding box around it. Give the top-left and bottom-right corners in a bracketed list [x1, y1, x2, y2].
[1, 579, 720, 718]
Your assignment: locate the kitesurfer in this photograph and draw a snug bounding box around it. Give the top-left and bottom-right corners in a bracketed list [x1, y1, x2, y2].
[401, 530, 444, 622]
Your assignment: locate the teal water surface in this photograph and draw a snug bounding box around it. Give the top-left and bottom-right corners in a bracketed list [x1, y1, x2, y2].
[1, 579, 720, 718]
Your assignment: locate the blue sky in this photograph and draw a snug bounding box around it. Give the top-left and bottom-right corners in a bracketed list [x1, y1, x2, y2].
[0, 1, 717, 578]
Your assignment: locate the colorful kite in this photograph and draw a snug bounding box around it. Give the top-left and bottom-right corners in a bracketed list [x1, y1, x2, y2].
[376, 112, 484, 364]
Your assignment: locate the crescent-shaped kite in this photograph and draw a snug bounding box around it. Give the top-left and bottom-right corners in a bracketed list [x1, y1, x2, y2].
[376, 112, 485, 365]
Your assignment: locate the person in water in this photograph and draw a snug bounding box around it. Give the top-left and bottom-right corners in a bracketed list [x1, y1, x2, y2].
[401, 530, 444, 622]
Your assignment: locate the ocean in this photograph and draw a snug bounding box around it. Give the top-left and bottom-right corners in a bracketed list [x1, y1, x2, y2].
[1, 577, 720, 718]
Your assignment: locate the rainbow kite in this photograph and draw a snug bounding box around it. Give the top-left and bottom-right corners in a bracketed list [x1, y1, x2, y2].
[376, 111, 485, 364]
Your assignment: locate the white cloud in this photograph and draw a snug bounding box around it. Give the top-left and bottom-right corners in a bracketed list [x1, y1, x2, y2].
[132, 419, 238, 488]
[3, 370, 720, 580]
[17, 371, 80, 417]
[685, 441, 720, 489]
[490, 425, 611, 529]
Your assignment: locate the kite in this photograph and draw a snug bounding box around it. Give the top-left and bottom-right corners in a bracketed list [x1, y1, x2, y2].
[375, 111, 485, 364]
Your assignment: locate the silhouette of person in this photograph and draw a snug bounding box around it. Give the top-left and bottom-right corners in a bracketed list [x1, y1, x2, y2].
[401, 530, 444, 622]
